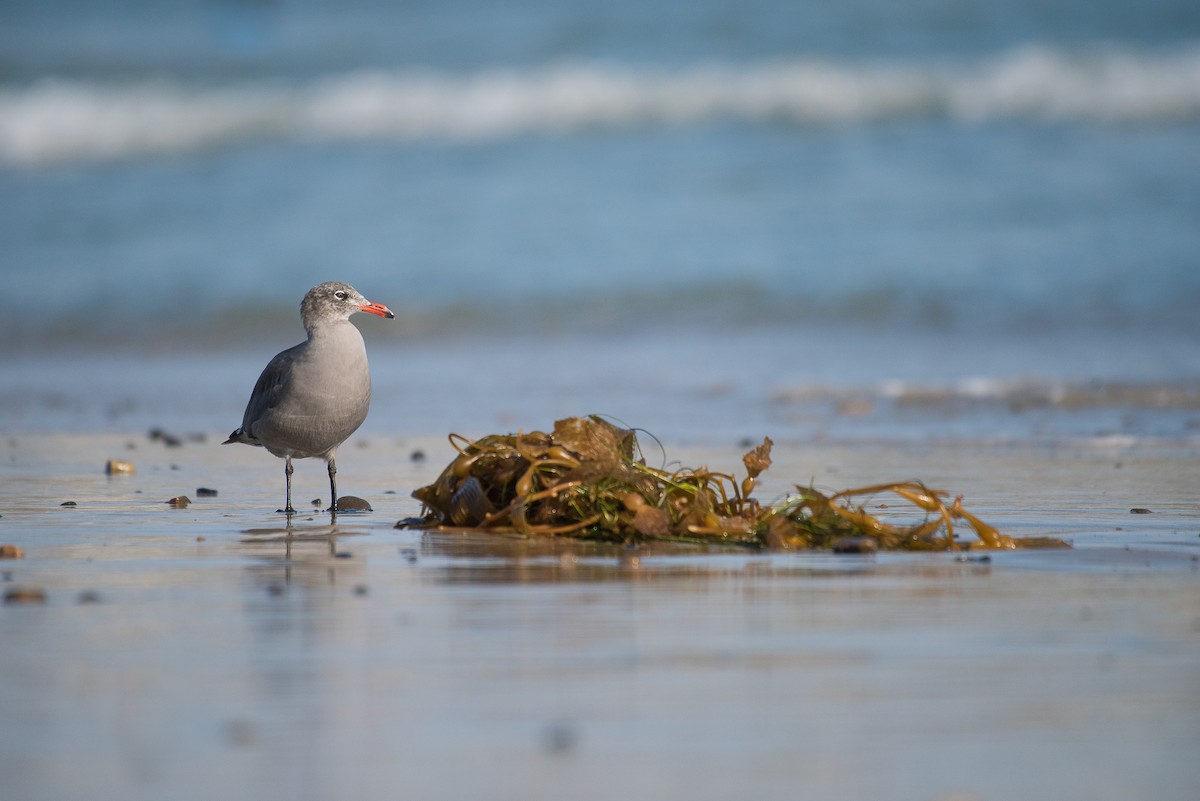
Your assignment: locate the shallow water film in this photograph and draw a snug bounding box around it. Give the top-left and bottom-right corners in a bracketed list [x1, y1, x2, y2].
[2, 434, 1198, 801]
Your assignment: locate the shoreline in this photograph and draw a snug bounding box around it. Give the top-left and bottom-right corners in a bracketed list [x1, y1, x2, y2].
[3, 430, 1197, 559]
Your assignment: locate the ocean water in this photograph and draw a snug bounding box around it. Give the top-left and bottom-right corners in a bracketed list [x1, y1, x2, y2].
[1, 0, 1199, 443]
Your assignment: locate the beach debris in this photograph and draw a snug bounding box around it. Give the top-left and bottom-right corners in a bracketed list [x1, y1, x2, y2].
[148, 428, 184, 447]
[166, 496, 191, 508]
[542, 720, 579, 756]
[196, 487, 219, 497]
[408, 415, 1069, 551]
[335, 495, 372, 512]
[224, 719, 257, 749]
[0, 544, 24, 559]
[4, 587, 46, 605]
[105, 459, 135, 475]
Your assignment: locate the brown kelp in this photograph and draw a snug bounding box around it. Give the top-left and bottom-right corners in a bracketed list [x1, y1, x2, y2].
[409, 416, 1067, 551]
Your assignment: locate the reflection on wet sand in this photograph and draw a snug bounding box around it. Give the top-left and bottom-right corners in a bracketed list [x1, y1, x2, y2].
[240, 510, 375, 560]
[415, 529, 994, 586]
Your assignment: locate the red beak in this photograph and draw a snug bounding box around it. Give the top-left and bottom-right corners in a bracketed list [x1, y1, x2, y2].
[359, 302, 395, 320]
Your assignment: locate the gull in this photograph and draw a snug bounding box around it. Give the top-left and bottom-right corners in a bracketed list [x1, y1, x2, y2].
[224, 281, 394, 513]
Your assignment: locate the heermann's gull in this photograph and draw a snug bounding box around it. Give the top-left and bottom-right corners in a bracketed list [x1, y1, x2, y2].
[224, 281, 394, 514]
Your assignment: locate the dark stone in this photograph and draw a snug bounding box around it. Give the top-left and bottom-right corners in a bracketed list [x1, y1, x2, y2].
[334, 495, 372, 512]
[832, 536, 879, 554]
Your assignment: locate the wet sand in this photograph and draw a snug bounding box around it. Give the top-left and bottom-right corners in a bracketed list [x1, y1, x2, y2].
[1, 433, 1198, 801]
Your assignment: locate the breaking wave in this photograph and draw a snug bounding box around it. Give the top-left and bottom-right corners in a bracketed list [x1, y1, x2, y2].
[3, 43, 1200, 165]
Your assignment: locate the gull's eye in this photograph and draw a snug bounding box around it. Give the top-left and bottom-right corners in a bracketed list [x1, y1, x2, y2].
[334, 290, 347, 300]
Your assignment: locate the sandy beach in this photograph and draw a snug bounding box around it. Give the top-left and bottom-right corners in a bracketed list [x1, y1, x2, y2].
[2, 431, 1197, 801]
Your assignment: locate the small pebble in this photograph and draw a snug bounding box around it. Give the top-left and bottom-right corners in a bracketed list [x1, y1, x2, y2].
[166, 496, 191, 508]
[60, 501, 77, 507]
[224, 719, 256, 748]
[311, 498, 322, 507]
[148, 428, 183, 447]
[4, 587, 46, 605]
[353, 585, 369, 596]
[196, 487, 219, 497]
[334, 495, 372, 512]
[410, 449, 426, 463]
[196, 535, 206, 542]
[542, 721, 579, 755]
[105, 459, 135, 475]
[1130, 507, 1153, 514]
[0, 544, 24, 559]
[77, 590, 102, 604]
[832, 536, 878, 554]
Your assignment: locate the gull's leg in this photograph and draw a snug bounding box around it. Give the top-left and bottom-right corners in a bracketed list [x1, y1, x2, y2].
[326, 457, 338, 513]
[279, 456, 296, 515]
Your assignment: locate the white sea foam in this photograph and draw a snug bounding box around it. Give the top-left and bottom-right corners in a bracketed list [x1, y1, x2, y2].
[2, 44, 1199, 165]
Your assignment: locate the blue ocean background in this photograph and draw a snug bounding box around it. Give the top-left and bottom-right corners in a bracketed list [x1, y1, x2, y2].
[1, 0, 1198, 444]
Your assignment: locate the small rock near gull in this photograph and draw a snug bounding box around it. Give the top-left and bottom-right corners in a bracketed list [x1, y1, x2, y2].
[196, 487, 219, 497]
[1130, 508, 1153, 514]
[0, 544, 24, 559]
[106, 459, 135, 475]
[166, 496, 191, 508]
[334, 495, 372, 512]
[60, 501, 77, 507]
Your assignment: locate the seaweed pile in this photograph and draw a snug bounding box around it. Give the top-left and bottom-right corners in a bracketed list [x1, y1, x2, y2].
[409, 416, 1067, 551]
